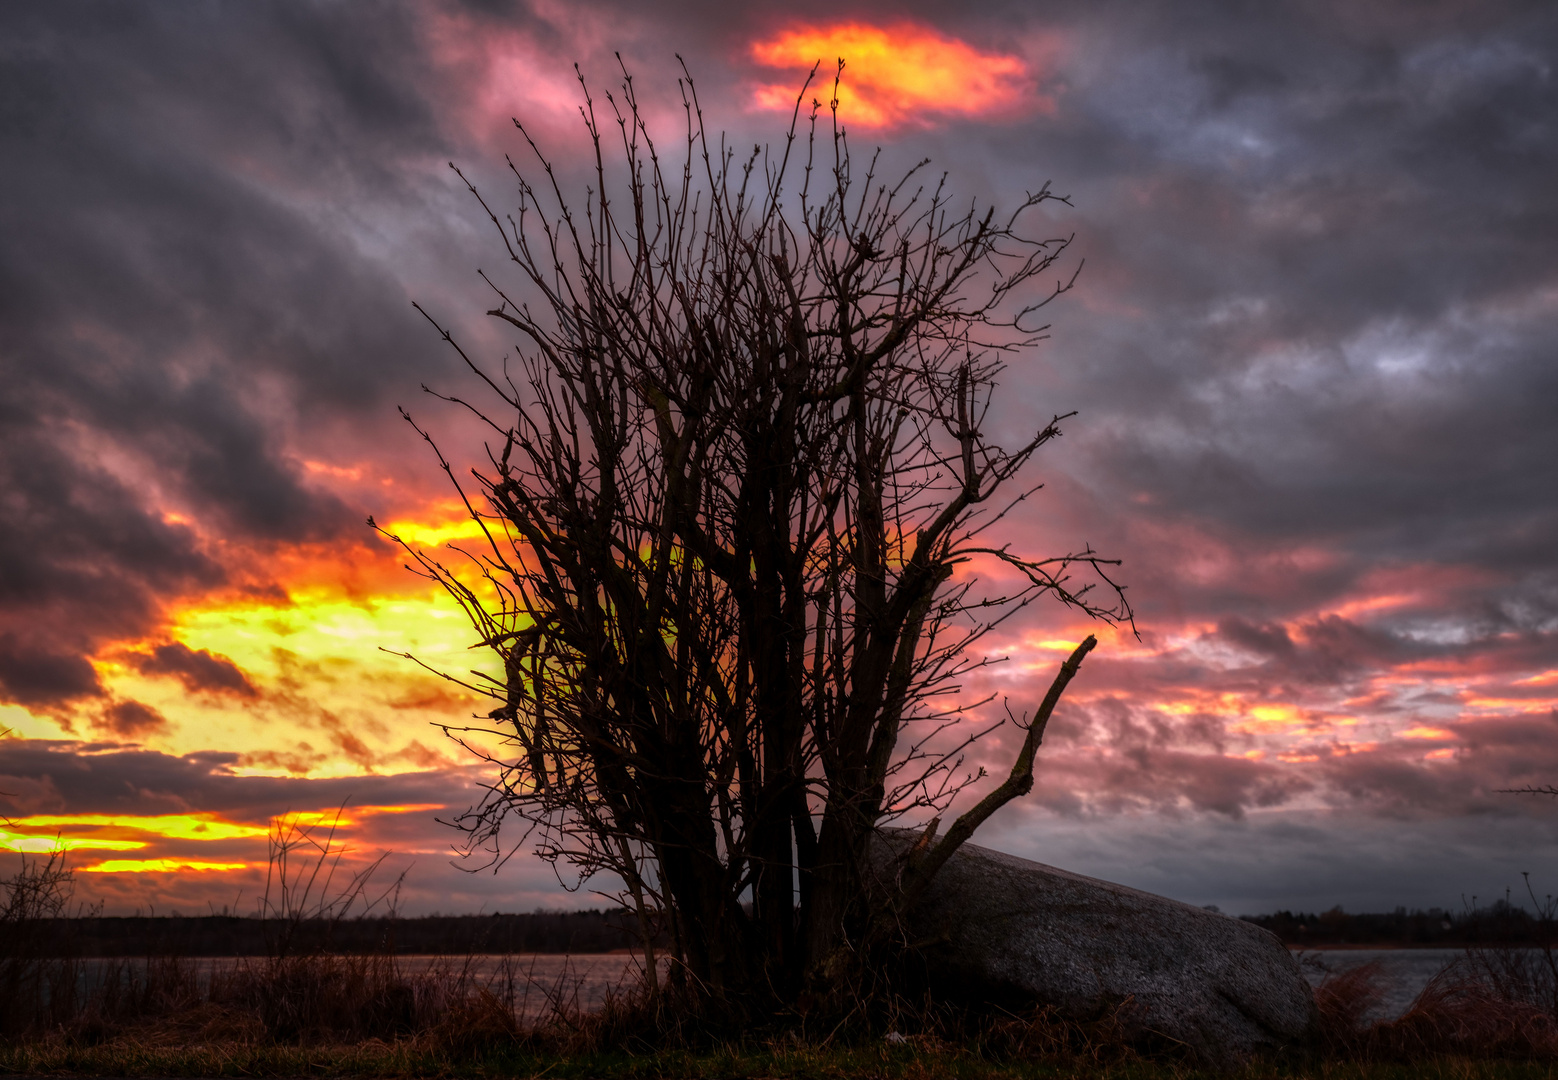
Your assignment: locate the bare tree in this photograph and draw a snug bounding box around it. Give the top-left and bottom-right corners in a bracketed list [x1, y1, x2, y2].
[380, 61, 1132, 1015]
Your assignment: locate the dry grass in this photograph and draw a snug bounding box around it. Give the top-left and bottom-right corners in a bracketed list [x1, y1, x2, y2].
[1314, 953, 1558, 1062]
[8, 1034, 1558, 1080]
[8, 946, 1558, 1077]
[13, 858, 1558, 1075]
[13, 950, 665, 1052]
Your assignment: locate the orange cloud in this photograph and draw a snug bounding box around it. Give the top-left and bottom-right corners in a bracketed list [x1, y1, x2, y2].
[1151, 694, 1318, 736]
[1, 806, 445, 873]
[750, 22, 1048, 129]
[83, 859, 249, 874]
[1398, 726, 1456, 740]
[0, 830, 144, 854]
[22, 481, 510, 772]
[377, 499, 492, 550]
[278, 804, 446, 828]
[1465, 696, 1558, 713]
[7, 812, 268, 844]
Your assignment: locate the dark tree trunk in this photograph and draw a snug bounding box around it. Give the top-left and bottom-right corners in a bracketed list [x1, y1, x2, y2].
[389, 60, 1133, 1019]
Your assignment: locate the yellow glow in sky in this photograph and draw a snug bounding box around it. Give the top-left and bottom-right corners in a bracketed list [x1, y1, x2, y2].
[1, 806, 447, 862]
[1237, 705, 1307, 734]
[76, 583, 484, 777]
[11, 813, 269, 841]
[0, 831, 146, 854]
[750, 22, 1038, 129]
[378, 500, 493, 549]
[83, 859, 250, 874]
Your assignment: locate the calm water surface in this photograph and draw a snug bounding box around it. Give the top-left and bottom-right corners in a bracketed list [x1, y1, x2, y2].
[1294, 948, 1467, 1019]
[397, 953, 652, 1014]
[78, 953, 652, 1019]
[79, 949, 1488, 1022]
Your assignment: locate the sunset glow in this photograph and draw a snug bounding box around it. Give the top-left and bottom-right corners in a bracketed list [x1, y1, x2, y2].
[9, 813, 268, 842]
[83, 859, 250, 874]
[1, 831, 145, 854]
[1399, 727, 1457, 740]
[749, 22, 1044, 129]
[1, 802, 451, 892]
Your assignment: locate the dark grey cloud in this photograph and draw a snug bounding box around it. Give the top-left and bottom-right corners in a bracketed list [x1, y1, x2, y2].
[0, 2, 477, 706]
[100, 700, 170, 739]
[987, 804, 1558, 916]
[0, 741, 479, 822]
[0, 739, 451, 819]
[0, 634, 101, 706]
[0, 431, 222, 706]
[128, 643, 257, 698]
[1025, 2, 1558, 603]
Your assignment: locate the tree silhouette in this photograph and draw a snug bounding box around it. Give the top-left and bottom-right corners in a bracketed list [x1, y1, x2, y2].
[382, 61, 1132, 1016]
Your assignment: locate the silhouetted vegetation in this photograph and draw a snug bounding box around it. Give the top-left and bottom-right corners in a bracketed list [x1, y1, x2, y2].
[1313, 960, 1558, 1061]
[24, 901, 1552, 958]
[12, 858, 1558, 1074]
[1246, 898, 1553, 948]
[396, 58, 1131, 1020]
[13, 805, 1558, 1071]
[0, 852, 85, 1035]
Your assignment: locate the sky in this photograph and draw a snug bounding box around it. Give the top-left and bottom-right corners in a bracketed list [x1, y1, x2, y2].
[1, 0, 1556, 919]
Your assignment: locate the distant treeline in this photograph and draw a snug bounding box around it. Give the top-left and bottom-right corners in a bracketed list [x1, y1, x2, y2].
[24, 910, 656, 957]
[1243, 900, 1556, 947]
[27, 902, 1557, 956]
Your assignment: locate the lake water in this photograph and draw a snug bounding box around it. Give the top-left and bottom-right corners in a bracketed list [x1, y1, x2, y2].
[73, 948, 1485, 1022]
[1293, 948, 1466, 1020]
[435, 949, 1477, 1022]
[73, 953, 653, 1020]
[416, 950, 1473, 1020]
[396, 953, 652, 1015]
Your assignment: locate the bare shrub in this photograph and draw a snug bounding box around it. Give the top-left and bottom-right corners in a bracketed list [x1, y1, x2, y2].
[393, 58, 1131, 1015]
[0, 851, 84, 1035]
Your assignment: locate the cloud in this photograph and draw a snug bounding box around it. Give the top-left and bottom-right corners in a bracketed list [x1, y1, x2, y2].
[982, 803, 1558, 917]
[98, 700, 170, 739]
[0, 429, 224, 709]
[0, 0, 1555, 914]
[0, 635, 102, 706]
[0, 740, 584, 915]
[0, 3, 459, 708]
[749, 21, 1049, 129]
[128, 643, 257, 698]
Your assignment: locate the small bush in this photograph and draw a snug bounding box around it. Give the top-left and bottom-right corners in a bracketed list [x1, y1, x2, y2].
[1315, 951, 1558, 1062]
[0, 851, 85, 1035]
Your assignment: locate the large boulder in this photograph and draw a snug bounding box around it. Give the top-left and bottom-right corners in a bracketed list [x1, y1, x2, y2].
[878, 834, 1316, 1063]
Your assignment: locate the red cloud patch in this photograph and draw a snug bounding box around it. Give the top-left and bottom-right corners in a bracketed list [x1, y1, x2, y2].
[749, 22, 1052, 130]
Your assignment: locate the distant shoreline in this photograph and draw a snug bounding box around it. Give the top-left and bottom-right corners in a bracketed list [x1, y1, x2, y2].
[1244, 906, 1548, 949]
[14, 912, 1546, 958]
[1287, 943, 1472, 951]
[16, 911, 655, 958]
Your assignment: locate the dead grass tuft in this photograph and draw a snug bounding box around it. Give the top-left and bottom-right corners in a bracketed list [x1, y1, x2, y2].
[1315, 954, 1558, 1062]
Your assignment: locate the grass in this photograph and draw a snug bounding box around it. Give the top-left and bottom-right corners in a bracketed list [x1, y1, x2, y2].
[9, 846, 1558, 1078]
[2, 951, 1558, 1078]
[2, 957, 1558, 1080]
[7, 1038, 1558, 1080]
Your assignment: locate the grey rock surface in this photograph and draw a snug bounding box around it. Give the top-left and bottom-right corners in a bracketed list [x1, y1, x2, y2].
[879, 834, 1317, 1063]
